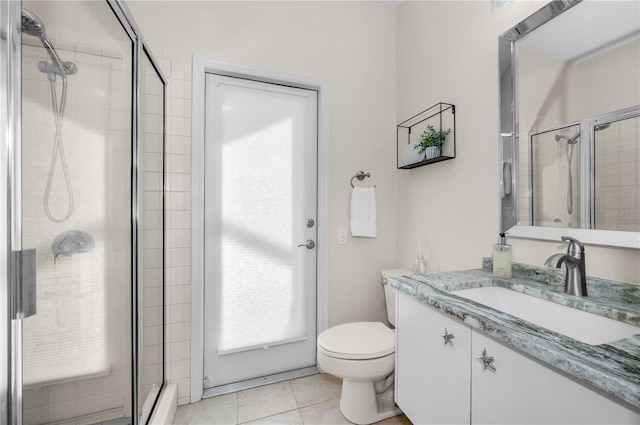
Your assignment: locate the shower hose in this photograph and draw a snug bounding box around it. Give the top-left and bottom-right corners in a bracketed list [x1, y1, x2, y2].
[44, 71, 74, 222]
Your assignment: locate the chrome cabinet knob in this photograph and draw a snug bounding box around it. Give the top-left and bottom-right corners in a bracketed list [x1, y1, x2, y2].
[297, 240, 315, 249]
[442, 328, 455, 346]
[477, 348, 496, 371]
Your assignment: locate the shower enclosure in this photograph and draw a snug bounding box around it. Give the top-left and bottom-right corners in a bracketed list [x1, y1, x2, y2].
[1, 1, 166, 424]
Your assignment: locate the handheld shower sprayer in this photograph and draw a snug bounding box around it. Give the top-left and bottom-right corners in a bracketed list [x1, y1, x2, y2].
[22, 9, 78, 222]
[22, 9, 77, 76]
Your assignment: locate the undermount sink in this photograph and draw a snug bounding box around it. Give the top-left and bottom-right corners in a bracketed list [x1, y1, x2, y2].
[453, 286, 639, 345]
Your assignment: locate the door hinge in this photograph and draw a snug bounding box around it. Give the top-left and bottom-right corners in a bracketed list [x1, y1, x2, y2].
[11, 249, 37, 319]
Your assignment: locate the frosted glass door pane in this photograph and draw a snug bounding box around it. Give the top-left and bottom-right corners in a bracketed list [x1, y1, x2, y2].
[215, 81, 310, 354]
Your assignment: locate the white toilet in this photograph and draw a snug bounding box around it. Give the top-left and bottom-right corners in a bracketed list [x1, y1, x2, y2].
[317, 269, 410, 425]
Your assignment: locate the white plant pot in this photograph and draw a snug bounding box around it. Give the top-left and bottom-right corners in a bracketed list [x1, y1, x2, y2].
[425, 146, 441, 160]
[402, 143, 425, 165]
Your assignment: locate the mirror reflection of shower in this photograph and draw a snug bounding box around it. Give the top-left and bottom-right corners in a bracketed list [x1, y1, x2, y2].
[22, 9, 77, 222]
[554, 131, 580, 215]
[529, 123, 582, 228]
[527, 108, 638, 231]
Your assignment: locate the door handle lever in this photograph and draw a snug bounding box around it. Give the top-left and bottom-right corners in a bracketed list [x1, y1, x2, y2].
[297, 240, 315, 249]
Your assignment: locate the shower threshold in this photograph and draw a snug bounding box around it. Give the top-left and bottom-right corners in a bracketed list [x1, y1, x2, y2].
[203, 366, 319, 398]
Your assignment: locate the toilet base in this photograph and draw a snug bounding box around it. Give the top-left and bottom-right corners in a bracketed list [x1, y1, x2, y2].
[339, 379, 403, 425]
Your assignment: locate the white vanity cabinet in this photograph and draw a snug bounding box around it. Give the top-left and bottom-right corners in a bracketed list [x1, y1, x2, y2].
[471, 331, 640, 425]
[396, 291, 640, 425]
[396, 291, 471, 424]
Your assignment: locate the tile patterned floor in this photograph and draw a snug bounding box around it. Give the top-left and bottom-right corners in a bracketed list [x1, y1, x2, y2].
[172, 373, 413, 425]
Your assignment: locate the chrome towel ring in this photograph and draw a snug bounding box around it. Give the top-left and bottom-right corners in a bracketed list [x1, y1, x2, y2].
[350, 171, 372, 188]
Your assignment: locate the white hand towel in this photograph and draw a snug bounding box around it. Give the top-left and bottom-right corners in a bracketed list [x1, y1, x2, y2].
[350, 187, 377, 238]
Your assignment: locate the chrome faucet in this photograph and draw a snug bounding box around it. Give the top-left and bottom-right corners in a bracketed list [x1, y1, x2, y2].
[544, 236, 587, 297]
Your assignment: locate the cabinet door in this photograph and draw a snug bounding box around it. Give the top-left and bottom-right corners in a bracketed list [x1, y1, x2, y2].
[471, 331, 640, 424]
[396, 292, 471, 425]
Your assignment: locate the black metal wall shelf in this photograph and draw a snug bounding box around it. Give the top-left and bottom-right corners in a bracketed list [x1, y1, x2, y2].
[397, 102, 456, 170]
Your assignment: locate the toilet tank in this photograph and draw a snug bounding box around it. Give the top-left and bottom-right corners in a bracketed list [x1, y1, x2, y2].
[381, 268, 412, 327]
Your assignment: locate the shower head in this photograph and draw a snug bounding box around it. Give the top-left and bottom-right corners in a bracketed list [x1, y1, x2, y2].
[555, 131, 580, 145]
[21, 9, 77, 76]
[21, 9, 46, 37]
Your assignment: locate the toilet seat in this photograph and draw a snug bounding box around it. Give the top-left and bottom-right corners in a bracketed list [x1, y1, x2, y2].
[317, 322, 395, 360]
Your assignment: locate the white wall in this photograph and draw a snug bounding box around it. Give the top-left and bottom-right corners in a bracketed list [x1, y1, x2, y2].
[128, 0, 398, 405]
[395, 1, 640, 284]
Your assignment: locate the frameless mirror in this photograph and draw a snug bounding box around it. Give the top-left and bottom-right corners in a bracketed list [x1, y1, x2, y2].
[499, 0, 640, 248]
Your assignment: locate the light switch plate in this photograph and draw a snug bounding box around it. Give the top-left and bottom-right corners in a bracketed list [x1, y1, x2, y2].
[338, 228, 348, 245]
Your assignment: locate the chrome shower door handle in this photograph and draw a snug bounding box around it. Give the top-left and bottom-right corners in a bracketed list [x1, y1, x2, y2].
[10, 249, 37, 319]
[297, 240, 315, 249]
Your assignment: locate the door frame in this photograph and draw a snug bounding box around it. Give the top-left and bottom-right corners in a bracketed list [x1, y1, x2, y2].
[190, 56, 329, 403]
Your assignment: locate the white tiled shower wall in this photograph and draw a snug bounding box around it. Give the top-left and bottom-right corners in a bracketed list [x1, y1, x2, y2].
[594, 117, 640, 231]
[153, 51, 194, 407]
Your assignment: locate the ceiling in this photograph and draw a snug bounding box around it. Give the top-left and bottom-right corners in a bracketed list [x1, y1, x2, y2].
[518, 0, 640, 62]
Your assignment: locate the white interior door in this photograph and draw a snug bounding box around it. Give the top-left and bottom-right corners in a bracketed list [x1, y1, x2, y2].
[203, 73, 318, 388]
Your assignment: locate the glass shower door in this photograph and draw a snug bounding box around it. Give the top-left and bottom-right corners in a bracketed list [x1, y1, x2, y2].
[20, 1, 135, 423]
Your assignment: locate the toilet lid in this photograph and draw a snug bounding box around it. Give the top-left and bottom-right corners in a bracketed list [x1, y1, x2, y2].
[317, 322, 395, 360]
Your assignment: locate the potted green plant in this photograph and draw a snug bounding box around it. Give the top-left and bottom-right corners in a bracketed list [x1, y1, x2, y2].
[415, 125, 451, 159]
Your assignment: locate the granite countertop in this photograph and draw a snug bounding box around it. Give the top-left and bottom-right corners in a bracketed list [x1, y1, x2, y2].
[388, 260, 640, 409]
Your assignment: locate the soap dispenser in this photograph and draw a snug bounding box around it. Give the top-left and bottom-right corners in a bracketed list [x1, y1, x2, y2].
[492, 233, 512, 278]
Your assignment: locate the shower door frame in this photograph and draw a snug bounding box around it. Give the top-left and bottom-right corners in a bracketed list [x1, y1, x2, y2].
[0, 0, 167, 423]
[1, 1, 23, 423]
